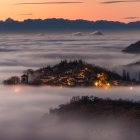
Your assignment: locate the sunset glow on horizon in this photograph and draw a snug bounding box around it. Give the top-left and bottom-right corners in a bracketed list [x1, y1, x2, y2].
[0, 0, 140, 22]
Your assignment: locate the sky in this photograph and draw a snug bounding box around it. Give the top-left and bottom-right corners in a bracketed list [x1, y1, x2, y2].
[0, 0, 140, 22]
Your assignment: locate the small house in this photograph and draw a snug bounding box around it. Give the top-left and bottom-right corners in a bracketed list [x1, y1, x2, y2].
[21, 74, 28, 84]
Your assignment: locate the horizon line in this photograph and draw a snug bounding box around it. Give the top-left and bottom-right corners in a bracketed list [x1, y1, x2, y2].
[2, 17, 140, 24]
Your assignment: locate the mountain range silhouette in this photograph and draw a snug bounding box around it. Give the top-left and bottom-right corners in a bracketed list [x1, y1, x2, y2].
[0, 18, 140, 30]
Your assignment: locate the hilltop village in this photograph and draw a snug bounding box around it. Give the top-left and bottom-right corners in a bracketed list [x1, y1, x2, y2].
[3, 60, 138, 88]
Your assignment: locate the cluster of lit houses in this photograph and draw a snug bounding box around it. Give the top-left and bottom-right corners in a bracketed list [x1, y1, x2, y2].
[3, 60, 136, 88]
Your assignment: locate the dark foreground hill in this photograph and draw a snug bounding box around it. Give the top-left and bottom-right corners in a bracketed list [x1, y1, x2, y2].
[49, 96, 140, 122]
[42, 96, 140, 140]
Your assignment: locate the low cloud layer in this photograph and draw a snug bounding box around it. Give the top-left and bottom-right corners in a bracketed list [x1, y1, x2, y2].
[14, 2, 84, 5]
[122, 16, 139, 19]
[19, 13, 33, 16]
[101, 0, 140, 4]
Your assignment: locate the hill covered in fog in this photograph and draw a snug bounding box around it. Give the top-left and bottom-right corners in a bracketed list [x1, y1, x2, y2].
[48, 96, 140, 122]
[1, 18, 140, 31]
[123, 41, 140, 54]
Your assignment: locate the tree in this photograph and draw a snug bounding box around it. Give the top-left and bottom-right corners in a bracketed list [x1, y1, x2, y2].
[122, 69, 127, 80]
[139, 71, 140, 82]
[23, 69, 34, 76]
[126, 72, 130, 81]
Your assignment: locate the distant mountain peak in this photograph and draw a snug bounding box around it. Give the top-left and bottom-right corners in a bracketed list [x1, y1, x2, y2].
[5, 18, 15, 23]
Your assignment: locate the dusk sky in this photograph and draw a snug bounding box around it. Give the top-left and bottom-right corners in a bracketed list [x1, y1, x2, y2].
[0, 0, 140, 22]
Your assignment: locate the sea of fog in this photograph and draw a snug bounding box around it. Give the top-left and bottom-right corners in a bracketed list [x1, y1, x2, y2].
[0, 86, 140, 140]
[0, 30, 140, 80]
[0, 31, 140, 140]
